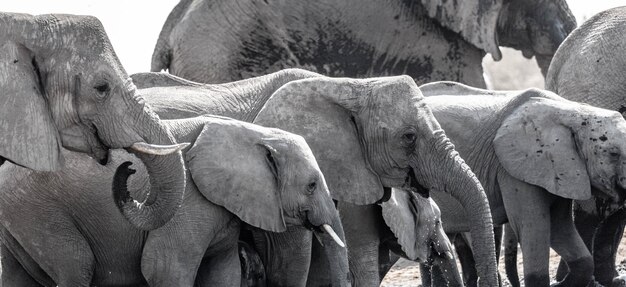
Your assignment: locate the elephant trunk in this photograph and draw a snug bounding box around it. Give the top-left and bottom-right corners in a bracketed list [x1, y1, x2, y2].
[111, 97, 187, 230]
[412, 130, 498, 286]
[315, 209, 352, 287]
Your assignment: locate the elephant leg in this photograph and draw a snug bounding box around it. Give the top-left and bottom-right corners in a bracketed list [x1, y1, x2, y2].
[550, 198, 593, 287]
[593, 208, 626, 285]
[454, 233, 478, 287]
[557, 199, 602, 282]
[500, 174, 553, 286]
[142, 196, 232, 287]
[0, 225, 55, 287]
[1, 214, 94, 286]
[195, 246, 241, 287]
[338, 202, 384, 285]
[252, 226, 312, 287]
[419, 263, 433, 287]
[238, 240, 266, 287]
[503, 224, 521, 287]
[1, 243, 44, 287]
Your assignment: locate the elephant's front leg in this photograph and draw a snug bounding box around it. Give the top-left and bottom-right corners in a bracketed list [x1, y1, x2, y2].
[499, 173, 553, 286]
[338, 202, 384, 285]
[141, 191, 226, 286]
[251, 226, 312, 286]
[549, 198, 594, 287]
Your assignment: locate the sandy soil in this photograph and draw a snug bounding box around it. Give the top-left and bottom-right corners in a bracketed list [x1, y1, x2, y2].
[381, 233, 626, 286]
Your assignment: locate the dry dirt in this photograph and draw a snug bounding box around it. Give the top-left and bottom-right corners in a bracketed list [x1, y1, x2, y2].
[381, 232, 626, 286]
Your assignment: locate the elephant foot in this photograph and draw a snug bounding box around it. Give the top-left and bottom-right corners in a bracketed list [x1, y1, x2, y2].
[612, 275, 626, 287]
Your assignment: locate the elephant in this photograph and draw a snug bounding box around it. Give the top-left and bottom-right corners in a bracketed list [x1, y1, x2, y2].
[414, 81, 626, 287]
[0, 13, 188, 230]
[151, 0, 575, 87]
[537, 7, 626, 286]
[0, 115, 347, 286]
[380, 188, 463, 286]
[131, 70, 500, 286]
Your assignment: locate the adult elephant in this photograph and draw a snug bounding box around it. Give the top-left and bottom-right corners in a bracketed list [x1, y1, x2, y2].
[502, 7, 626, 286]
[417, 81, 626, 287]
[0, 13, 187, 229]
[151, 0, 575, 86]
[132, 70, 499, 286]
[0, 115, 346, 286]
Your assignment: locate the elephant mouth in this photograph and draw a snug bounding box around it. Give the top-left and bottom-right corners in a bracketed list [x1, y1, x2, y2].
[91, 124, 111, 165]
[303, 217, 345, 248]
[403, 167, 429, 198]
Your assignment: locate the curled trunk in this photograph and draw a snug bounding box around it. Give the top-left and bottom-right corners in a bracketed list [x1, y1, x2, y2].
[413, 130, 498, 286]
[111, 102, 186, 230]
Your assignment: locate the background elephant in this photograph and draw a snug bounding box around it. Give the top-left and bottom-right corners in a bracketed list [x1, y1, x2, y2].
[535, 7, 626, 286]
[418, 81, 626, 286]
[0, 13, 187, 229]
[132, 70, 499, 286]
[151, 0, 575, 87]
[0, 115, 346, 286]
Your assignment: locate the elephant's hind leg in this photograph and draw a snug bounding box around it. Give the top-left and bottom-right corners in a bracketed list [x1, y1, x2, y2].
[550, 198, 593, 287]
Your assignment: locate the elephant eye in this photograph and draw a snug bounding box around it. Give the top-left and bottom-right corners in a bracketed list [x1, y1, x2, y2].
[306, 181, 317, 194]
[402, 132, 416, 144]
[610, 152, 620, 158]
[94, 83, 110, 95]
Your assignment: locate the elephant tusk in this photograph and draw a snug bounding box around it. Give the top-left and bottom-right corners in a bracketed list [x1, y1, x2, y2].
[129, 142, 190, 155]
[322, 224, 345, 248]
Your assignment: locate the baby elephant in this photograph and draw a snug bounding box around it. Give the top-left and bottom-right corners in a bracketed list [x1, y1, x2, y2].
[380, 189, 463, 286]
[0, 116, 346, 286]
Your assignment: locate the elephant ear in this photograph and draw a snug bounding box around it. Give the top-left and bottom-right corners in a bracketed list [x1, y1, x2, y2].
[0, 41, 62, 171]
[253, 78, 384, 205]
[186, 120, 287, 232]
[420, 0, 503, 60]
[381, 189, 422, 260]
[493, 97, 591, 200]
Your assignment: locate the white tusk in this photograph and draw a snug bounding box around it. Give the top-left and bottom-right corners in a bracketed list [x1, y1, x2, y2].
[322, 224, 346, 248]
[129, 142, 190, 155]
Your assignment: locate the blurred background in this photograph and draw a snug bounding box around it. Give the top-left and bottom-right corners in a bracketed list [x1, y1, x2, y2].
[3, 0, 626, 87]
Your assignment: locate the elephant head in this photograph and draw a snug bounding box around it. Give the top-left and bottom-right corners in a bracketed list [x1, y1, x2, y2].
[253, 76, 498, 285]
[181, 117, 344, 245]
[0, 13, 187, 230]
[381, 188, 453, 261]
[420, 0, 576, 75]
[494, 93, 626, 203]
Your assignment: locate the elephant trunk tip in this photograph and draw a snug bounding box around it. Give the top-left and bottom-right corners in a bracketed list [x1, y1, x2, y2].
[112, 161, 136, 206]
[112, 161, 176, 230]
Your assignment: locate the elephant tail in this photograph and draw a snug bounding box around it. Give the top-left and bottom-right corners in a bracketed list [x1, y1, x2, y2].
[151, 0, 194, 72]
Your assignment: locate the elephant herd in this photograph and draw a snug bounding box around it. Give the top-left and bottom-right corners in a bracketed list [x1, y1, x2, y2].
[1, 1, 626, 287]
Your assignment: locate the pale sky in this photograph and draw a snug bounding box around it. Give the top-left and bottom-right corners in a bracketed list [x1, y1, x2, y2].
[3, 0, 626, 75]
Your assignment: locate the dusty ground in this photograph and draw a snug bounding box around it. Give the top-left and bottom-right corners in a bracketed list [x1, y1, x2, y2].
[381, 232, 626, 286]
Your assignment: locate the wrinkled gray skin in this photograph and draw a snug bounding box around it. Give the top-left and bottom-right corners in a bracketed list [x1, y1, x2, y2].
[421, 81, 626, 287]
[0, 116, 343, 286]
[539, 7, 626, 287]
[151, 0, 575, 86]
[0, 13, 186, 230]
[132, 70, 499, 286]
